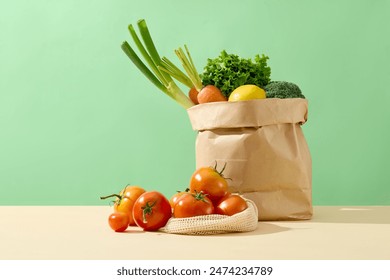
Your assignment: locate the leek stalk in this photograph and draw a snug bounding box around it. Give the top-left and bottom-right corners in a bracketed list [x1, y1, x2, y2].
[159, 57, 193, 88]
[174, 45, 203, 92]
[121, 19, 194, 109]
[159, 45, 203, 92]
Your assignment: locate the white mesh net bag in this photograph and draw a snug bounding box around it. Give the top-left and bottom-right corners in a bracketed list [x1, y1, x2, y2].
[160, 199, 258, 235]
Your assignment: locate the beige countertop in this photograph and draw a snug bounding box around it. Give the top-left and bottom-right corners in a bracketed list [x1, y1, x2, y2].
[0, 206, 389, 260]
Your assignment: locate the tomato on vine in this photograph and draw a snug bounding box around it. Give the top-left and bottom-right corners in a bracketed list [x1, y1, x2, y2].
[100, 185, 146, 226]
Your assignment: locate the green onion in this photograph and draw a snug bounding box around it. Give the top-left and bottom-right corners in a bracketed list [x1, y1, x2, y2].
[121, 19, 194, 109]
[160, 45, 203, 92]
[175, 45, 203, 92]
[159, 57, 193, 88]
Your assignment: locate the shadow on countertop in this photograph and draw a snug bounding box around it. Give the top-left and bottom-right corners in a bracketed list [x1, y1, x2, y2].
[215, 222, 291, 237]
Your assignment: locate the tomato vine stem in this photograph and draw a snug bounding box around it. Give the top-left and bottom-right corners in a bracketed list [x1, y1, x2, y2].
[213, 161, 232, 181]
[100, 194, 121, 200]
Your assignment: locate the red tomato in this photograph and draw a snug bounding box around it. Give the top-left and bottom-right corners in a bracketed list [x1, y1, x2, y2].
[215, 194, 248, 216]
[173, 191, 214, 218]
[101, 185, 145, 226]
[108, 212, 129, 232]
[189, 163, 229, 203]
[132, 191, 172, 231]
[169, 188, 189, 210]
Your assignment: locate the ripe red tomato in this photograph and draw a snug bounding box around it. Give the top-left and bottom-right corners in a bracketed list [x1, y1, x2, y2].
[189, 163, 229, 203]
[132, 191, 172, 231]
[101, 185, 145, 226]
[173, 191, 214, 218]
[169, 188, 189, 210]
[215, 194, 248, 216]
[108, 212, 129, 232]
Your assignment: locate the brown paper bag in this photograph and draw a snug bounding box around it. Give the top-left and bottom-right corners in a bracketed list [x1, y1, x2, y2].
[187, 98, 312, 221]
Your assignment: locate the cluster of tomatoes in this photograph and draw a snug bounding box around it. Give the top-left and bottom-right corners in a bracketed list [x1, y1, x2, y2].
[101, 163, 248, 233]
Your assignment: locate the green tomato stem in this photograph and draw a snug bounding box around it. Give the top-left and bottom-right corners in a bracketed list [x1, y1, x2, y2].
[141, 201, 156, 223]
[100, 194, 121, 200]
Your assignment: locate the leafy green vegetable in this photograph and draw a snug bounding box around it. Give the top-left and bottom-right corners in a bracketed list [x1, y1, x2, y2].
[200, 50, 271, 98]
[121, 19, 194, 109]
[264, 81, 305, 99]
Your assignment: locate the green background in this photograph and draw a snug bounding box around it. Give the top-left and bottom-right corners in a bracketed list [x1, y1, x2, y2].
[1, 0, 389, 206]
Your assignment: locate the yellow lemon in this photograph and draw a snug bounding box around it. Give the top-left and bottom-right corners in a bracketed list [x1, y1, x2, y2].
[228, 84, 266, 102]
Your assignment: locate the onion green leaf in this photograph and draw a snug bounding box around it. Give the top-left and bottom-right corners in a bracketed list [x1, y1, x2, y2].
[121, 19, 194, 109]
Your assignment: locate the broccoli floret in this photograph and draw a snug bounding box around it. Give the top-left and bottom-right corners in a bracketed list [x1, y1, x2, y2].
[265, 81, 305, 99]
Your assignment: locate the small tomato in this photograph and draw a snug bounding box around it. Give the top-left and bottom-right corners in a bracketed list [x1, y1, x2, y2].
[132, 191, 172, 231]
[108, 212, 129, 232]
[101, 185, 146, 226]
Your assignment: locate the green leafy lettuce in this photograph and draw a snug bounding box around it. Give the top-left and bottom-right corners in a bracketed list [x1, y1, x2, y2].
[200, 50, 271, 98]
